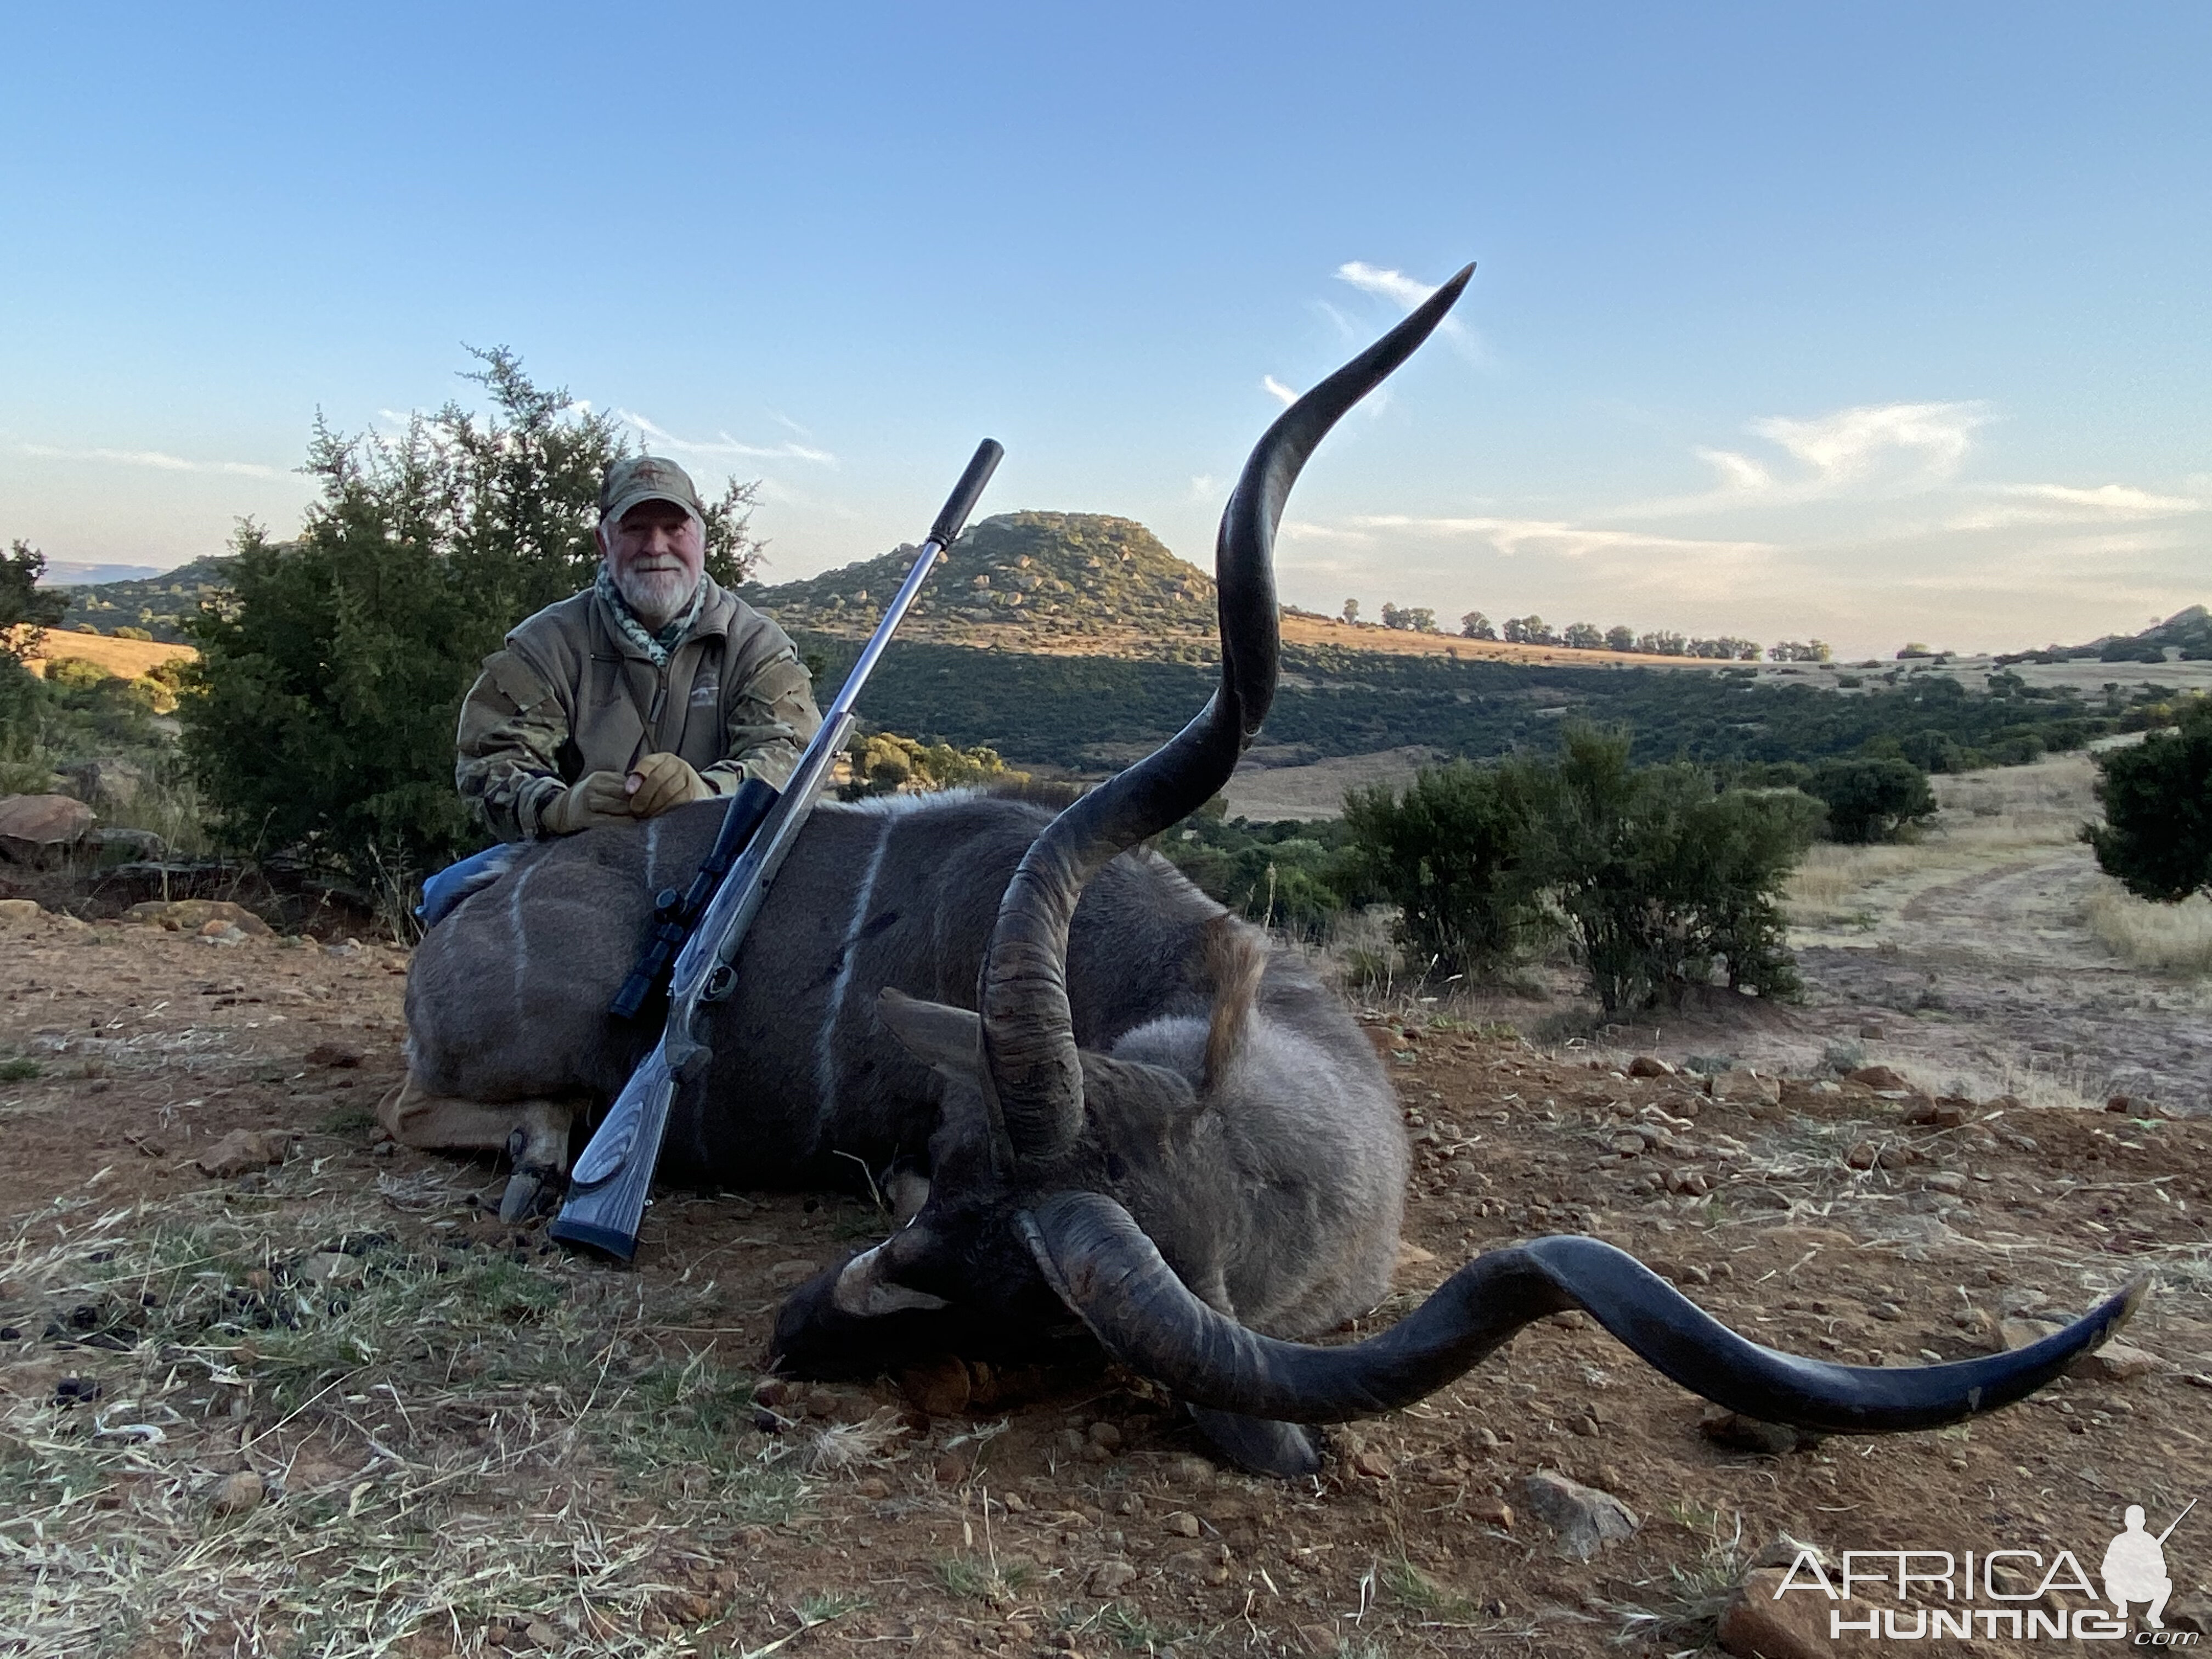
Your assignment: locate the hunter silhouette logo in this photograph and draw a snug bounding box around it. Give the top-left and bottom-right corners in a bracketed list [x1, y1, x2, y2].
[1769, 1497, 2198, 1643]
[2106, 1502, 2193, 1630]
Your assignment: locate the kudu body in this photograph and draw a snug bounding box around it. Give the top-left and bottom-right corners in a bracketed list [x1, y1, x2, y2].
[402, 268, 2139, 1475]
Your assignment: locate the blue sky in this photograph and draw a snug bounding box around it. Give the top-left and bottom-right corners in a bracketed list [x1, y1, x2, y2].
[3, 3, 2205, 657]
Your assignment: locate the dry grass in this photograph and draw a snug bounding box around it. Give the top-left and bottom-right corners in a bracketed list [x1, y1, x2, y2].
[8, 627, 196, 680]
[2085, 879, 2212, 977]
[0, 1172, 816, 1658]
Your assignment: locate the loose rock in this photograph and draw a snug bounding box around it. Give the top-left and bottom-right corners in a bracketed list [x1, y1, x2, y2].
[1847, 1064, 1910, 1091]
[1085, 1559, 1137, 1595]
[1627, 1055, 1675, 1078]
[1719, 1566, 1880, 1658]
[0, 794, 95, 865]
[212, 1470, 265, 1514]
[1521, 1470, 1639, 1560]
[194, 1128, 295, 1178]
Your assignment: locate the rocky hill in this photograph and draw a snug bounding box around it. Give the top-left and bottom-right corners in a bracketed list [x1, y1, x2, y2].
[57, 556, 231, 644]
[2002, 602, 2211, 666]
[742, 511, 1218, 656]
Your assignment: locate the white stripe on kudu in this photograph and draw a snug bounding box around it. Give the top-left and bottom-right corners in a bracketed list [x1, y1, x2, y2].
[814, 815, 896, 1139]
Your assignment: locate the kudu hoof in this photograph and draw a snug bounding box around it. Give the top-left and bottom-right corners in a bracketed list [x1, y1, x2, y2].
[499, 1127, 565, 1222]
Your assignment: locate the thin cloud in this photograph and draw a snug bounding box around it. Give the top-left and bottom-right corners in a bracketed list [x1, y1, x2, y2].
[1189, 474, 1219, 501]
[1750, 401, 1986, 486]
[1620, 400, 1990, 517]
[1356, 514, 1775, 564]
[1261, 376, 1299, 408]
[617, 410, 836, 465]
[20, 443, 279, 478]
[1949, 481, 2204, 530]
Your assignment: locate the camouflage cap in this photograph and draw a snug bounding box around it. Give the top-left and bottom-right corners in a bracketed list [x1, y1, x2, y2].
[600, 455, 707, 527]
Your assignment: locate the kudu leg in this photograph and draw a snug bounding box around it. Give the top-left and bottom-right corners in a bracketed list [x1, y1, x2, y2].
[377, 1075, 581, 1222]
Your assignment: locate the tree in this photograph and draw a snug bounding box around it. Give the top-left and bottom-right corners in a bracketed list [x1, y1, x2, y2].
[182, 348, 763, 892]
[1638, 629, 1686, 657]
[2, 540, 71, 756]
[1341, 597, 1359, 625]
[1562, 622, 1605, 650]
[1379, 602, 1409, 630]
[2085, 696, 2212, 900]
[1531, 726, 1816, 1011]
[1460, 611, 1495, 640]
[1605, 624, 1635, 653]
[1404, 606, 1436, 633]
[1500, 616, 1528, 644]
[1341, 758, 1544, 979]
[1804, 757, 1937, 843]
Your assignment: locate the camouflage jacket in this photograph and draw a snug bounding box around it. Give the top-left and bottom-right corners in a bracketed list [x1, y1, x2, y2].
[456, 578, 821, 840]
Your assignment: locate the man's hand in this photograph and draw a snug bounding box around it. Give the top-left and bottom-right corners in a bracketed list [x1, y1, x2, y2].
[626, 752, 713, 817]
[542, 771, 634, 835]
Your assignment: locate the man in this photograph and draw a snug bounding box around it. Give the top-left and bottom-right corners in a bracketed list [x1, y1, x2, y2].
[456, 455, 821, 840]
[2102, 1504, 2177, 1629]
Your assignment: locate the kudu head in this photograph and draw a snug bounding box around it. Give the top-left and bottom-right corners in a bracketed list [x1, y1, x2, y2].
[773, 266, 2144, 1454]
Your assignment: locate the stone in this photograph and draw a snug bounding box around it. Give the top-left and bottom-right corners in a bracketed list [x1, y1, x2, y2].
[301, 1252, 364, 1285]
[211, 1470, 265, 1514]
[1161, 1510, 1201, 1538]
[1844, 1142, 1877, 1171]
[60, 758, 145, 806]
[1906, 1099, 1971, 1128]
[1709, 1070, 1781, 1105]
[1085, 1559, 1137, 1595]
[92, 826, 167, 860]
[0, 794, 95, 865]
[303, 1042, 364, 1069]
[1520, 1470, 1639, 1560]
[125, 898, 273, 936]
[1700, 1407, 1822, 1455]
[1846, 1064, 1909, 1091]
[1466, 1496, 1514, 1530]
[1162, 1546, 1229, 1582]
[1994, 1317, 2162, 1381]
[1924, 1171, 1967, 1195]
[0, 898, 44, 924]
[194, 1128, 294, 1178]
[1087, 1420, 1123, 1452]
[766, 1259, 821, 1289]
[1627, 1055, 1675, 1078]
[898, 1356, 972, 1418]
[1718, 1566, 1882, 1658]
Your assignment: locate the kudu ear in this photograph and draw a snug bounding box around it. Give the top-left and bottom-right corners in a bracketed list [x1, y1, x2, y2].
[1201, 915, 1269, 1090]
[876, 989, 984, 1083]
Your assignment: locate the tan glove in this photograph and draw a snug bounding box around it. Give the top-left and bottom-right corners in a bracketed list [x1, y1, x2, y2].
[540, 770, 634, 835]
[625, 752, 713, 817]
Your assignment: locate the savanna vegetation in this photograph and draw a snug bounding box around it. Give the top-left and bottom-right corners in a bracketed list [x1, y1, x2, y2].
[176, 351, 759, 892]
[2085, 694, 2212, 903]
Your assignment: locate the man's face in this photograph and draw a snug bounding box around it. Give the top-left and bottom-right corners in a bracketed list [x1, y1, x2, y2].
[600, 498, 704, 627]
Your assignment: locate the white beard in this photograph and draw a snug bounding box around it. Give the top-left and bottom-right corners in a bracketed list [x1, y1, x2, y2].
[614, 563, 696, 628]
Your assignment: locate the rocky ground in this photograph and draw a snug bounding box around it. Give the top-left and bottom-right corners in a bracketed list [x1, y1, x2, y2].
[3, 902, 2210, 1657]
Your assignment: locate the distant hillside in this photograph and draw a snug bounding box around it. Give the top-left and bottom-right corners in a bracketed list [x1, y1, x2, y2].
[743, 512, 1219, 655]
[2002, 603, 2212, 667]
[37, 561, 167, 587]
[58, 556, 231, 643]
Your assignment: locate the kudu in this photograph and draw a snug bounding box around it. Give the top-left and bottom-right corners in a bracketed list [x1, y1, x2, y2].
[399, 269, 2138, 1475]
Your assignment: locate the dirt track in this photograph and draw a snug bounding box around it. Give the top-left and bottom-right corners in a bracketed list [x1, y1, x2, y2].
[4, 908, 2210, 1657]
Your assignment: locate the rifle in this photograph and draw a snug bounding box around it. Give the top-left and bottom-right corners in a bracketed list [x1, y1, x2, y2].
[550, 438, 1005, 1260]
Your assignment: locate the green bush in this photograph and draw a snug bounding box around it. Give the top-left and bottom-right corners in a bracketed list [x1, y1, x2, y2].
[1804, 756, 1937, 843]
[180, 349, 761, 890]
[1158, 804, 1352, 941]
[2085, 697, 2212, 901]
[842, 730, 1020, 797]
[1340, 758, 1542, 978]
[1341, 726, 1818, 1011]
[1537, 727, 1818, 1011]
